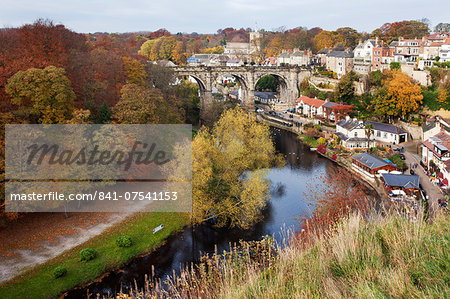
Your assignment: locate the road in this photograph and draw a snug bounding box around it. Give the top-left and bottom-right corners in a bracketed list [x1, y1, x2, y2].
[399, 142, 443, 218]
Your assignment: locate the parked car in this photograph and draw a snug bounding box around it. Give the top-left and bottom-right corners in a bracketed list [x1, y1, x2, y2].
[256, 108, 264, 113]
[410, 169, 415, 175]
[268, 111, 276, 116]
[289, 114, 293, 119]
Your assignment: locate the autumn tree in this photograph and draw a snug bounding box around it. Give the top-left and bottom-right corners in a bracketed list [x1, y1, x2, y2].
[372, 87, 396, 120]
[313, 31, 335, 50]
[192, 107, 283, 228]
[0, 19, 91, 110]
[174, 80, 200, 125]
[387, 71, 423, 118]
[112, 84, 162, 124]
[123, 57, 147, 85]
[5, 66, 75, 123]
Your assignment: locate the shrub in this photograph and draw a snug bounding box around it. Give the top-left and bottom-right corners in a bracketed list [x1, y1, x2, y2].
[331, 153, 337, 160]
[317, 144, 326, 154]
[318, 137, 326, 145]
[53, 266, 67, 279]
[116, 235, 133, 248]
[80, 248, 97, 261]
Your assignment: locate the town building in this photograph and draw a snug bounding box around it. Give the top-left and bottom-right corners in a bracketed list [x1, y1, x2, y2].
[422, 131, 450, 183]
[322, 102, 353, 122]
[439, 38, 450, 62]
[372, 42, 395, 71]
[296, 96, 325, 117]
[326, 51, 354, 78]
[262, 57, 277, 66]
[365, 121, 408, 144]
[277, 49, 312, 67]
[335, 117, 374, 149]
[223, 30, 262, 63]
[226, 59, 243, 66]
[255, 91, 278, 105]
[352, 153, 399, 178]
[353, 39, 376, 74]
[391, 37, 423, 63]
[381, 173, 420, 196]
[315, 48, 330, 66]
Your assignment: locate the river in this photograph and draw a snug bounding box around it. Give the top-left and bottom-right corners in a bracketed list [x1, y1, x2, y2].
[65, 127, 337, 298]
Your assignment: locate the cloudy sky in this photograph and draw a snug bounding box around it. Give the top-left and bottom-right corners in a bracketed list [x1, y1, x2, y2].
[0, 0, 448, 33]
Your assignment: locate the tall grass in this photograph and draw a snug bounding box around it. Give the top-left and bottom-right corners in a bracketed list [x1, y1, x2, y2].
[114, 211, 449, 298]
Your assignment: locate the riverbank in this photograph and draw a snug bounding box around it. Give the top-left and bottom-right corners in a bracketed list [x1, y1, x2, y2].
[0, 212, 189, 299]
[127, 212, 449, 298]
[257, 114, 388, 201]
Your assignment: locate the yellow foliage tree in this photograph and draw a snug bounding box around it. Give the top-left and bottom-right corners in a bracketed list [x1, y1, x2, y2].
[313, 31, 335, 50]
[387, 71, 423, 117]
[191, 107, 284, 228]
[122, 57, 147, 85]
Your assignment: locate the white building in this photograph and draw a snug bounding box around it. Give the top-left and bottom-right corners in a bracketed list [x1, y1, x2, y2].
[365, 121, 408, 144]
[277, 49, 312, 67]
[335, 117, 375, 149]
[353, 39, 376, 74]
[439, 38, 450, 62]
[296, 96, 325, 117]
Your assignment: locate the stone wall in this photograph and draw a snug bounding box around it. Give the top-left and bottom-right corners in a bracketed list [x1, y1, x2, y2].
[398, 120, 423, 141]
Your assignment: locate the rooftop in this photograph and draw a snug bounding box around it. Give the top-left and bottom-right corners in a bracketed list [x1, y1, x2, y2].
[382, 174, 420, 189]
[327, 51, 354, 58]
[297, 96, 325, 108]
[353, 153, 391, 170]
[365, 121, 407, 135]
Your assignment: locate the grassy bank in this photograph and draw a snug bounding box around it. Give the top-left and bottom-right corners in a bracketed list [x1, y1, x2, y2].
[0, 212, 189, 299]
[124, 212, 449, 298]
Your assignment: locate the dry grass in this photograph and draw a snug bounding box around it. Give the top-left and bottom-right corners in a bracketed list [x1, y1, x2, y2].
[114, 211, 449, 298]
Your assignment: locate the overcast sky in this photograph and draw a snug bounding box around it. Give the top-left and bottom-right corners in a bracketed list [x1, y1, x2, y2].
[0, 0, 449, 33]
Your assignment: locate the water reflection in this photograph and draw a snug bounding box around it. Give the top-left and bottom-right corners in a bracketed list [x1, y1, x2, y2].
[65, 128, 335, 298]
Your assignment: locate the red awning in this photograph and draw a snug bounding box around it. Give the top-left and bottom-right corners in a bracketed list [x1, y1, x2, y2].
[438, 172, 444, 179]
[442, 178, 448, 186]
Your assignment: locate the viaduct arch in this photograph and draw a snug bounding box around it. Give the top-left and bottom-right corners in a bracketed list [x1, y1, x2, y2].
[173, 66, 311, 111]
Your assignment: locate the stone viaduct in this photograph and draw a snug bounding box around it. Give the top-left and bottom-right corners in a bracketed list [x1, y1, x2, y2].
[173, 66, 311, 110]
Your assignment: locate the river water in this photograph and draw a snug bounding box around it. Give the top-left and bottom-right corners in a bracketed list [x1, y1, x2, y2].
[65, 127, 336, 298]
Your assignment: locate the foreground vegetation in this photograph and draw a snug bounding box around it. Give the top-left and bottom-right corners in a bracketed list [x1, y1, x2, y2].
[0, 212, 189, 299]
[118, 212, 449, 298]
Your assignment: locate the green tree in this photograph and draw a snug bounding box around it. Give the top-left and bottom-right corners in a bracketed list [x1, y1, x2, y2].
[335, 72, 356, 103]
[5, 66, 75, 123]
[98, 102, 112, 123]
[192, 107, 284, 228]
[390, 62, 401, 70]
[255, 75, 279, 92]
[175, 80, 200, 125]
